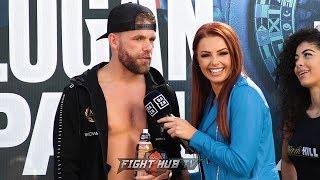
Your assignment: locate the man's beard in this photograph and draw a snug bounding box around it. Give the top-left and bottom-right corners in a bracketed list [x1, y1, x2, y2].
[118, 45, 151, 74]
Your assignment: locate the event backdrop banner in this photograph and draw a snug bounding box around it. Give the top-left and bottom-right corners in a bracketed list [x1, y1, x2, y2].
[1, 0, 320, 179]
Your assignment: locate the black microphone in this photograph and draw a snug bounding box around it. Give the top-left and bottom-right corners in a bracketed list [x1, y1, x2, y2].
[144, 87, 195, 154]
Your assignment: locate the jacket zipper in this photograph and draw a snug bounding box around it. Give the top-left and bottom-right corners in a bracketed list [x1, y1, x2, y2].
[215, 125, 220, 180]
[56, 94, 66, 179]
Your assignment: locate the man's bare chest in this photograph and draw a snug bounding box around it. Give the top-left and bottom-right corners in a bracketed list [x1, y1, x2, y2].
[102, 87, 147, 133]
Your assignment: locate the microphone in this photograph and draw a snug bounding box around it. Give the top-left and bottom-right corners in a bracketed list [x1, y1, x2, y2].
[144, 87, 195, 154]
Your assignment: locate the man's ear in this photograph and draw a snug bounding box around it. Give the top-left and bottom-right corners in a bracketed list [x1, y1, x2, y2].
[108, 33, 120, 49]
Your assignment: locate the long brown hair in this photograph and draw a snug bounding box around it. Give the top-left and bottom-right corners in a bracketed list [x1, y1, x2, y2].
[191, 22, 243, 141]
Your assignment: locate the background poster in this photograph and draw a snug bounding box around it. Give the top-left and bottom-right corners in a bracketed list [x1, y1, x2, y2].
[1, 0, 320, 179]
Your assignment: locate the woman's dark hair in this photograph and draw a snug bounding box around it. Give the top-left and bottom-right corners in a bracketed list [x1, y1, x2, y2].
[275, 28, 320, 139]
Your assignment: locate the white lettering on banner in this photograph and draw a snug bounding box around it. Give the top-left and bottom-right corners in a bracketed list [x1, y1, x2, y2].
[62, 0, 113, 78]
[89, 0, 108, 9]
[168, 0, 213, 80]
[121, 0, 137, 4]
[0, 93, 31, 147]
[9, 0, 57, 83]
[0, 63, 8, 82]
[62, 0, 87, 77]
[176, 91, 185, 119]
[85, 19, 110, 64]
[5, 0, 212, 83]
[23, 93, 61, 175]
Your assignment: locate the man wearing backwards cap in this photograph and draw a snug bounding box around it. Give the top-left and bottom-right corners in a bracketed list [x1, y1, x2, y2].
[53, 2, 188, 180]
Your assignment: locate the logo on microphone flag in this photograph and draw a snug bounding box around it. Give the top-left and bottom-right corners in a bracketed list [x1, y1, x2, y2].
[153, 94, 169, 110]
[145, 102, 158, 117]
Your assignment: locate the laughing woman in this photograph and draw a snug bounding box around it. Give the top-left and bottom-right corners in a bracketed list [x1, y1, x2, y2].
[158, 22, 279, 180]
[276, 28, 320, 180]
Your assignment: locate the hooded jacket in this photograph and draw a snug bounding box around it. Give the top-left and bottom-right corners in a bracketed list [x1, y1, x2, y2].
[53, 62, 182, 180]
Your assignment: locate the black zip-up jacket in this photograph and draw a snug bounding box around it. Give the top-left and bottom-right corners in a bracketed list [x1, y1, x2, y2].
[53, 62, 183, 180]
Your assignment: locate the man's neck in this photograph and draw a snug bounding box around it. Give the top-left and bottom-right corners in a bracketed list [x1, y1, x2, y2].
[98, 58, 145, 84]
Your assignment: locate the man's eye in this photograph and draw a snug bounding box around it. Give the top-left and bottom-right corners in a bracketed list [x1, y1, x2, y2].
[134, 36, 144, 41]
[150, 38, 156, 42]
[200, 54, 210, 58]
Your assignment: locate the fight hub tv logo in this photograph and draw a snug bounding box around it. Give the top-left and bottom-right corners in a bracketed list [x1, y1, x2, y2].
[117, 151, 199, 174]
[145, 94, 169, 117]
[117, 157, 198, 174]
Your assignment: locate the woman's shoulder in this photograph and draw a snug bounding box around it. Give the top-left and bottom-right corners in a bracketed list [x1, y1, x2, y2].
[231, 75, 269, 107]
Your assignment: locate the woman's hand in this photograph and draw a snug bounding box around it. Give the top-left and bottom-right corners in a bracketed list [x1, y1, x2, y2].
[157, 115, 197, 140]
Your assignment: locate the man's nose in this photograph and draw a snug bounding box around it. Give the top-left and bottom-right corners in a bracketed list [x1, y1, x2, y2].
[143, 41, 154, 52]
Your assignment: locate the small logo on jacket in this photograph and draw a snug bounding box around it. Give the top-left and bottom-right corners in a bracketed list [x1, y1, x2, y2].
[84, 131, 99, 137]
[85, 107, 95, 123]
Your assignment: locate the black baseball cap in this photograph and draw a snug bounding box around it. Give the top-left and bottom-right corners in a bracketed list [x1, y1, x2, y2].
[97, 2, 156, 40]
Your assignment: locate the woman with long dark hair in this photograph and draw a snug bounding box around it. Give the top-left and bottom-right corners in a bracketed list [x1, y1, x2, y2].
[158, 22, 279, 179]
[276, 28, 320, 180]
